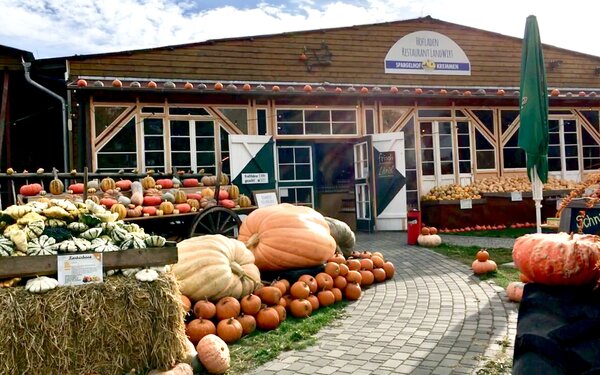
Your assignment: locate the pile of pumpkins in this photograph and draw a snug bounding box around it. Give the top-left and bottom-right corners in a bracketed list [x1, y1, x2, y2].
[19, 174, 254, 219]
[472, 249, 498, 275]
[417, 226, 442, 247]
[179, 249, 395, 374]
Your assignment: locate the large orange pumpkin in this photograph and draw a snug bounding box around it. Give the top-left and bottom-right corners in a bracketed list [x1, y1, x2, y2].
[513, 233, 600, 286]
[237, 203, 336, 271]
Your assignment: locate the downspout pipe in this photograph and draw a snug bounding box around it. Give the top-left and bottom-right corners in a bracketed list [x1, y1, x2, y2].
[22, 59, 68, 172]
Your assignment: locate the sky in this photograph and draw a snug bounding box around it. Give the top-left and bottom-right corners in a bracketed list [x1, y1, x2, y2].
[1, 0, 598, 59]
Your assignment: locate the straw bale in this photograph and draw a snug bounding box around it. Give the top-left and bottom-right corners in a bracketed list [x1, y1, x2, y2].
[0, 273, 188, 375]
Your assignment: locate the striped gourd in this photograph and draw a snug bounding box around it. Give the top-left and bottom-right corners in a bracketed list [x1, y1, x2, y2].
[25, 220, 45, 240]
[0, 238, 14, 257]
[68, 222, 89, 233]
[49, 179, 64, 195]
[100, 177, 116, 192]
[238, 194, 252, 208]
[91, 237, 119, 252]
[174, 190, 187, 204]
[80, 227, 103, 240]
[27, 235, 57, 256]
[145, 235, 166, 248]
[228, 184, 240, 199]
[47, 219, 67, 228]
[110, 226, 130, 243]
[120, 235, 147, 250]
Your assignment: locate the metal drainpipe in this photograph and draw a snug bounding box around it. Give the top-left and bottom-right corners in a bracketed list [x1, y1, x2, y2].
[22, 59, 68, 172]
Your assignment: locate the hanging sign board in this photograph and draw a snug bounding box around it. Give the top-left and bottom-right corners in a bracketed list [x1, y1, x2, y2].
[57, 253, 103, 286]
[384, 31, 471, 75]
[242, 173, 269, 184]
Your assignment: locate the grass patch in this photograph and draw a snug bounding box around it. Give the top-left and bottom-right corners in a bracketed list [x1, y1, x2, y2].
[223, 302, 348, 375]
[444, 227, 555, 238]
[430, 244, 521, 288]
[476, 336, 513, 375]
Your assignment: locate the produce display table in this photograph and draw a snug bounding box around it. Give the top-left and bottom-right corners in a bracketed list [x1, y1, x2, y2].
[513, 283, 600, 375]
[421, 190, 567, 229]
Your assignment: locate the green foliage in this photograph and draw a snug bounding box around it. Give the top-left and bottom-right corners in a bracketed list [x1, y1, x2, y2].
[41, 227, 72, 243]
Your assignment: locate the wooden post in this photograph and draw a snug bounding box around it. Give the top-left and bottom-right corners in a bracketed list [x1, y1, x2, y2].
[83, 166, 88, 201]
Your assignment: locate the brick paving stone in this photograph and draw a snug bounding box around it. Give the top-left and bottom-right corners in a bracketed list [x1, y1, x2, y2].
[246, 232, 517, 375]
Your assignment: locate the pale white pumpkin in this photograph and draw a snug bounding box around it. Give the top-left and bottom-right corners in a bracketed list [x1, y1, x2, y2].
[25, 276, 58, 293]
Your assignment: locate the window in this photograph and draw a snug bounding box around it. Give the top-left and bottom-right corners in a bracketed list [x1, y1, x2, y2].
[196, 121, 216, 175]
[581, 110, 599, 132]
[438, 122, 454, 175]
[382, 109, 406, 132]
[548, 119, 578, 172]
[280, 186, 313, 207]
[257, 109, 268, 135]
[96, 118, 137, 172]
[471, 110, 494, 135]
[277, 146, 312, 181]
[420, 122, 434, 176]
[365, 109, 375, 135]
[143, 118, 165, 171]
[355, 184, 370, 219]
[169, 107, 209, 116]
[354, 142, 369, 179]
[500, 110, 519, 134]
[219, 108, 248, 134]
[276, 109, 357, 135]
[456, 121, 471, 174]
[401, 118, 418, 209]
[170, 120, 192, 171]
[418, 109, 452, 117]
[582, 127, 600, 170]
[503, 132, 526, 168]
[94, 106, 129, 137]
[220, 126, 231, 175]
[475, 131, 496, 170]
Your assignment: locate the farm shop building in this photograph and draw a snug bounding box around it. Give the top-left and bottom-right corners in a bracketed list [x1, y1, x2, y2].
[56, 16, 600, 231]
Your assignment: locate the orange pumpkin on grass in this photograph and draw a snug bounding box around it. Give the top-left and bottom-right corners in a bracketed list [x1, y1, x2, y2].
[237, 203, 336, 271]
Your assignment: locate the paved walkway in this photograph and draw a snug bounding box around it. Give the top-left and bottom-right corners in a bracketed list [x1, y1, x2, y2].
[248, 232, 519, 375]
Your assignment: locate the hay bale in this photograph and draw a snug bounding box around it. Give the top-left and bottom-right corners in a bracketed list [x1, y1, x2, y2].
[0, 273, 188, 375]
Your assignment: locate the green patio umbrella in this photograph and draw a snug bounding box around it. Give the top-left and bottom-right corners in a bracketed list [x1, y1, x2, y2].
[518, 15, 549, 233]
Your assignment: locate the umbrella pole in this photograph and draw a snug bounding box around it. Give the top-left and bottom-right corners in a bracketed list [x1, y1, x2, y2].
[532, 165, 543, 233]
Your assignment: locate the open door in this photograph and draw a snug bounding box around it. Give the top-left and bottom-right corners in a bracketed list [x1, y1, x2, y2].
[353, 137, 374, 232]
[229, 135, 276, 198]
[371, 133, 407, 230]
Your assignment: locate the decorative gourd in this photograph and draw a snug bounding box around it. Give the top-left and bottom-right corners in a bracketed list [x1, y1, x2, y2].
[110, 203, 127, 220]
[506, 281, 525, 302]
[110, 226, 130, 243]
[217, 189, 229, 200]
[87, 179, 100, 190]
[201, 175, 217, 186]
[126, 205, 143, 218]
[141, 175, 156, 190]
[100, 177, 116, 192]
[219, 173, 229, 185]
[143, 195, 162, 206]
[159, 201, 175, 215]
[0, 238, 15, 257]
[135, 268, 159, 282]
[172, 235, 261, 302]
[513, 232, 600, 285]
[172, 177, 182, 188]
[67, 183, 85, 194]
[174, 190, 187, 204]
[156, 179, 174, 189]
[238, 194, 252, 208]
[142, 206, 157, 216]
[472, 259, 497, 274]
[219, 199, 235, 209]
[100, 197, 118, 208]
[25, 220, 45, 240]
[162, 192, 176, 203]
[237, 203, 336, 271]
[175, 203, 192, 213]
[196, 334, 230, 375]
[227, 184, 240, 200]
[91, 237, 119, 252]
[201, 187, 215, 199]
[324, 217, 355, 257]
[27, 235, 57, 256]
[120, 235, 147, 250]
[20, 183, 43, 196]
[25, 276, 58, 293]
[80, 228, 103, 240]
[130, 181, 144, 206]
[183, 178, 199, 187]
[145, 235, 167, 247]
[417, 232, 442, 247]
[187, 199, 200, 211]
[49, 179, 64, 195]
[115, 179, 132, 191]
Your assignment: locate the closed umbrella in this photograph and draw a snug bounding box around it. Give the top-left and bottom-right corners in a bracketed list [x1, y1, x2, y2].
[518, 15, 549, 234]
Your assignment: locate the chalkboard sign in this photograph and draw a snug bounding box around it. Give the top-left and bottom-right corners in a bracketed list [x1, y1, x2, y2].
[376, 151, 395, 178]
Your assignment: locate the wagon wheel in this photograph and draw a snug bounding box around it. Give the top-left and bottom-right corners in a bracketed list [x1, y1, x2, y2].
[188, 206, 242, 238]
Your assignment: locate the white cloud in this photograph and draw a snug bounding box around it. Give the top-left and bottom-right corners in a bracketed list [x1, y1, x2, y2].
[1, 0, 599, 59]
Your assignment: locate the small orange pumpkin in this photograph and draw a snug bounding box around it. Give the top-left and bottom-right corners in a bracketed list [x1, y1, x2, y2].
[256, 307, 280, 330]
[506, 281, 525, 302]
[20, 183, 43, 196]
[289, 299, 313, 318]
[240, 294, 261, 315]
[290, 281, 310, 299]
[216, 317, 243, 344]
[215, 296, 241, 320]
[236, 313, 256, 336]
[255, 286, 282, 306]
[194, 299, 217, 320]
[159, 201, 175, 215]
[317, 290, 336, 307]
[345, 282, 362, 300]
[186, 318, 216, 345]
